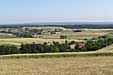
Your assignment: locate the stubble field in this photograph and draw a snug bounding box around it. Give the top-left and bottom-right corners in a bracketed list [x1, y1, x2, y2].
[0, 56, 113, 75]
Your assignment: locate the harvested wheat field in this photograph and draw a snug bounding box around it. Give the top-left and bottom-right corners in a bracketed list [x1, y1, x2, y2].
[0, 56, 113, 75]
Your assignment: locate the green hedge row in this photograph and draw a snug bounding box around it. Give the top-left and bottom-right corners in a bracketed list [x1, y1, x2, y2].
[0, 36, 113, 55]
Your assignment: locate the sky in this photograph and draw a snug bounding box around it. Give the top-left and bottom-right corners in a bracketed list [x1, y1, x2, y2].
[0, 0, 113, 24]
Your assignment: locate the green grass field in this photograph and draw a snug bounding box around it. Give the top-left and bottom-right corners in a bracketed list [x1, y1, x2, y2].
[0, 33, 16, 38]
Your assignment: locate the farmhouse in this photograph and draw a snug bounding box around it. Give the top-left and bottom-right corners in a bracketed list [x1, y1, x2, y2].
[69, 44, 76, 49]
[78, 42, 85, 49]
[69, 42, 85, 49]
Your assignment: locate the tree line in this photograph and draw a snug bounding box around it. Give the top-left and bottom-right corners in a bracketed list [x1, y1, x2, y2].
[0, 36, 113, 55]
[85, 36, 113, 51]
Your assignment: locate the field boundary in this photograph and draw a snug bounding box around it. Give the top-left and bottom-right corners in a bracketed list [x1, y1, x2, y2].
[0, 52, 113, 59]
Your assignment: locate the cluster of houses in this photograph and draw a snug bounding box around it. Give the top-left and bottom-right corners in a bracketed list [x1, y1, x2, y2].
[0, 27, 63, 37]
[69, 42, 86, 49]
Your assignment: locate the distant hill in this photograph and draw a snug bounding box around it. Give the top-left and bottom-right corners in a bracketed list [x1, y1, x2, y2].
[0, 22, 113, 29]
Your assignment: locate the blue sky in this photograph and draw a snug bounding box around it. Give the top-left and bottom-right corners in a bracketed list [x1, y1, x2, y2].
[0, 0, 113, 24]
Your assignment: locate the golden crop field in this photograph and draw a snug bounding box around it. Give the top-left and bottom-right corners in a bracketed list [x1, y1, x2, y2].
[0, 38, 65, 45]
[0, 56, 113, 75]
[0, 38, 84, 46]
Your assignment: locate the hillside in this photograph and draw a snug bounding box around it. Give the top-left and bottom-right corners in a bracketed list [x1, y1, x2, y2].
[97, 44, 113, 52]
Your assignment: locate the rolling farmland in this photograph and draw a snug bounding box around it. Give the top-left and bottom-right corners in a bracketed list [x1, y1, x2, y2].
[1, 0, 113, 74]
[0, 28, 112, 45]
[0, 27, 113, 75]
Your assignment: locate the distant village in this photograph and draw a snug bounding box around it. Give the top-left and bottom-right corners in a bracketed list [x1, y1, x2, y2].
[0, 27, 82, 38]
